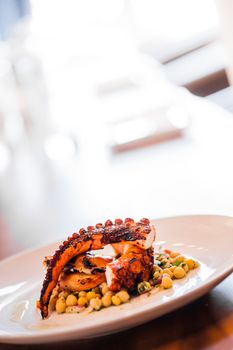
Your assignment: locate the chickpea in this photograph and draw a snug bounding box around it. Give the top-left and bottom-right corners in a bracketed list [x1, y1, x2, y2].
[66, 306, 80, 313]
[102, 284, 109, 295]
[49, 296, 57, 311]
[99, 282, 106, 290]
[153, 265, 162, 272]
[172, 255, 185, 265]
[116, 290, 130, 303]
[169, 266, 176, 272]
[86, 291, 96, 301]
[153, 271, 160, 279]
[185, 258, 195, 270]
[49, 289, 58, 311]
[50, 288, 58, 298]
[161, 276, 173, 289]
[180, 263, 189, 273]
[170, 252, 180, 258]
[56, 297, 66, 314]
[102, 293, 112, 307]
[173, 266, 186, 279]
[175, 255, 185, 262]
[78, 296, 88, 306]
[58, 291, 69, 299]
[66, 294, 78, 307]
[163, 263, 172, 269]
[90, 298, 102, 310]
[162, 268, 173, 278]
[112, 295, 121, 306]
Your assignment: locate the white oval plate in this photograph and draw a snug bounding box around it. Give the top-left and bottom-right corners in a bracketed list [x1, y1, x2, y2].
[0, 215, 233, 344]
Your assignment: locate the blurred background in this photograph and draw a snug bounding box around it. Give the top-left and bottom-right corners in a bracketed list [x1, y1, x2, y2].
[0, 0, 233, 258]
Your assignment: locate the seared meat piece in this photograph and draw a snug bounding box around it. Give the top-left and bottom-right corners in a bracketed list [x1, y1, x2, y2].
[58, 271, 106, 292]
[106, 246, 154, 292]
[73, 253, 113, 274]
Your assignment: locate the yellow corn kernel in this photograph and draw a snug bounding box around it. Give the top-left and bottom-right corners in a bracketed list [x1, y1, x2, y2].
[173, 266, 186, 279]
[102, 293, 112, 307]
[55, 297, 66, 314]
[161, 276, 173, 289]
[79, 291, 87, 297]
[90, 297, 102, 310]
[66, 294, 78, 307]
[162, 268, 173, 278]
[86, 291, 96, 301]
[116, 290, 130, 303]
[78, 296, 88, 306]
[112, 295, 121, 306]
[194, 260, 200, 268]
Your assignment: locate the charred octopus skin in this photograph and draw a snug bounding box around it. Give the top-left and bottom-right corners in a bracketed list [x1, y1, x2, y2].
[39, 218, 155, 319]
[106, 246, 154, 292]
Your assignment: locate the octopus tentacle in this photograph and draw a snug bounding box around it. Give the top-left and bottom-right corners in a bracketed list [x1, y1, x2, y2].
[39, 218, 155, 318]
[106, 246, 154, 291]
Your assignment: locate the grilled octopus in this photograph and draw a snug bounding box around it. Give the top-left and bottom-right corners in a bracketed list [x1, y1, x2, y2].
[39, 218, 155, 319]
[58, 253, 113, 292]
